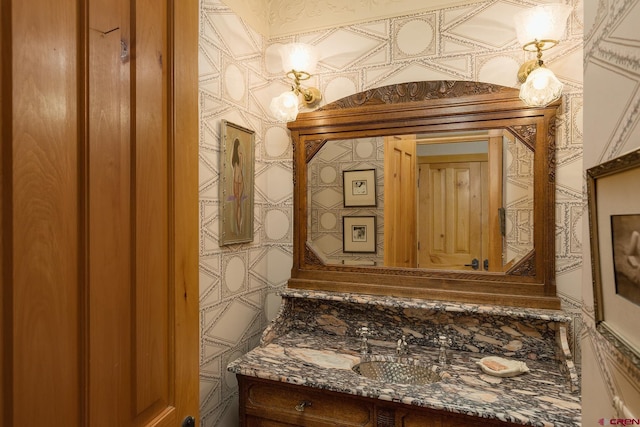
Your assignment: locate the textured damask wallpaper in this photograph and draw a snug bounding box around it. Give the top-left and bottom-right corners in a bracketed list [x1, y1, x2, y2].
[198, 1, 584, 426]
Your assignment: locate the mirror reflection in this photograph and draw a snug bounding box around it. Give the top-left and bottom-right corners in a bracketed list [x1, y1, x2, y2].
[307, 130, 534, 273]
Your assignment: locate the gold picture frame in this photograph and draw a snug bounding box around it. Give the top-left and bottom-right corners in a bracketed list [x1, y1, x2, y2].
[219, 120, 255, 246]
[587, 148, 640, 368]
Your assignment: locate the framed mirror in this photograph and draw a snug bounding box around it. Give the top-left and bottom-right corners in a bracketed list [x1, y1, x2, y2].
[287, 81, 560, 309]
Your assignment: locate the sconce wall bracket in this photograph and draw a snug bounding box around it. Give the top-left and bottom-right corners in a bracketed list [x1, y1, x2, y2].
[517, 38, 558, 83]
[522, 38, 558, 52]
[518, 59, 543, 83]
[287, 69, 322, 108]
[300, 86, 322, 107]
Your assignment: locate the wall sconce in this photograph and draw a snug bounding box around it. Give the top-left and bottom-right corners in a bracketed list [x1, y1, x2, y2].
[514, 3, 572, 107]
[270, 43, 322, 122]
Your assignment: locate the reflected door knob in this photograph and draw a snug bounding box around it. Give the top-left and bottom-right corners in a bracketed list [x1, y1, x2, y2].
[464, 258, 479, 270]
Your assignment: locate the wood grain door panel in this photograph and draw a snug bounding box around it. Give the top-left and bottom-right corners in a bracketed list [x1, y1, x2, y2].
[1, 0, 199, 426]
[418, 161, 485, 270]
[7, 0, 82, 424]
[384, 135, 417, 268]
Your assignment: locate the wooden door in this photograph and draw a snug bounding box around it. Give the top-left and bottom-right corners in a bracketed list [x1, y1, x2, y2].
[417, 156, 488, 270]
[1, 0, 199, 426]
[384, 135, 417, 267]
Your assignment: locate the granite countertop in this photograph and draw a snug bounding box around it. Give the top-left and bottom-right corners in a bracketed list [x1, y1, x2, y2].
[228, 331, 581, 427]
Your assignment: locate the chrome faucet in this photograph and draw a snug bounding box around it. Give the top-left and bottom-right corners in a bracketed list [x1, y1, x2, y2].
[396, 334, 409, 356]
[435, 335, 452, 368]
[359, 327, 372, 355]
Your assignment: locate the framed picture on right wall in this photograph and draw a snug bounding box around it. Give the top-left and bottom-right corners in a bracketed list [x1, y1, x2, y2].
[587, 147, 640, 369]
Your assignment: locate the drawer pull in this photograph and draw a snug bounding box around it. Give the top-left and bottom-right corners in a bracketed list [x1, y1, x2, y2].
[295, 400, 312, 412]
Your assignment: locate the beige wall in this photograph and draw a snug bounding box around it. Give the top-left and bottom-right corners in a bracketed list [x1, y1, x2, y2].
[199, 1, 584, 426]
[583, 0, 640, 422]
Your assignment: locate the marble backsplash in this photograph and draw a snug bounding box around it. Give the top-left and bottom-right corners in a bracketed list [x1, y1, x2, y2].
[264, 289, 574, 363]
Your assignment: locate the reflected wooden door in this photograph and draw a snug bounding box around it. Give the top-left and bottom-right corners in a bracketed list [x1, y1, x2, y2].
[1, 0, 199, 426]
[418, 156, 488, 270]
[384, 135, 417, 267]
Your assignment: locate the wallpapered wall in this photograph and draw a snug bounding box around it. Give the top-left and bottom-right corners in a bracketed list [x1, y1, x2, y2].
[582, 0, 640, 423]
[198, 1, 584, 426]
[308, 137, 385, 265]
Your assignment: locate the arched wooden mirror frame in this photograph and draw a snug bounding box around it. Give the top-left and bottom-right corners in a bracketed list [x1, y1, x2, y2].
[287, 81, 561, 309]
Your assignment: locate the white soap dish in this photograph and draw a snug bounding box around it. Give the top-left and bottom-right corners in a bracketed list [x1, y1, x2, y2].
[477, 356, 529, 377]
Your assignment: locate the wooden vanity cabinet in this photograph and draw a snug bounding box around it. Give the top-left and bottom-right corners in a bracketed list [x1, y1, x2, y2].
[388, 408, 522, 427]
[239, 375, 374, 426]
[238, 375, 522, 427]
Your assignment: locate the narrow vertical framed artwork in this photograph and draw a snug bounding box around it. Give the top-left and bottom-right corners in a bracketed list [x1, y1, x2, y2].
[219, 120, 255, 245]
[587, 148, 640, 368]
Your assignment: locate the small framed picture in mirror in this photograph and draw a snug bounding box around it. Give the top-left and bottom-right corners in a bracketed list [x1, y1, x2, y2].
[343, 169, 377, 207]
[343, 216, 377, 253]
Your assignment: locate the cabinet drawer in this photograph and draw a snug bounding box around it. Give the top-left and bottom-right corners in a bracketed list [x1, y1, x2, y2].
[242, 377, 373, 427]
[388, 406, 523, 427]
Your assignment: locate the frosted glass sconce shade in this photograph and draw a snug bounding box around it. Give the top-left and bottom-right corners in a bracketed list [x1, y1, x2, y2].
[514, 4, 572, 51]
[270, 91, 300, 122]
[519, 66, 563, 107]
[279, 43, 319, 73]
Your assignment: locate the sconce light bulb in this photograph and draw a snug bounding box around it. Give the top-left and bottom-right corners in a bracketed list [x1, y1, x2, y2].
[279, 43, 319, 73]
[282, 93, 298, 108]
[531, 71, 550, 90]
[524, 10, 554, 41]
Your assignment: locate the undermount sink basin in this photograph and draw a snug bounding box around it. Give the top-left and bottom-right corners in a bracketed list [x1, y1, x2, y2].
[352, 360, 442, 385]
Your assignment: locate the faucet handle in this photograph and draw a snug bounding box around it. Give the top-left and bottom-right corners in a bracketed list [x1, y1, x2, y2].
[434, 335, 452, 368]
[396, 334, 409, 355]
[358, 326, 372, 355]
[358, 326, 371, 338]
